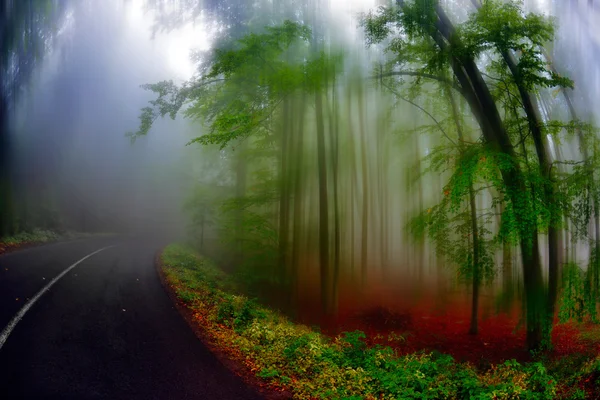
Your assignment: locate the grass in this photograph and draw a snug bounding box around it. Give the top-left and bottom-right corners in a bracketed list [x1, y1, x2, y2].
[160, 243, 600, 399]
[0, 229, 110, 254]
[0, 228, 61, 246]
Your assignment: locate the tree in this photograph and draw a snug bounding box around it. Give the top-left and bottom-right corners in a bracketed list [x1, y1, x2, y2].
[363, 0, 575, 350]
[0, 0, 69, 236]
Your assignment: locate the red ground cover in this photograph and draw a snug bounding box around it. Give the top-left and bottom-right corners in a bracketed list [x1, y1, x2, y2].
[329, 306, 600, 366]
[296, 288, 600, 366]
[290, 271, 600, 367]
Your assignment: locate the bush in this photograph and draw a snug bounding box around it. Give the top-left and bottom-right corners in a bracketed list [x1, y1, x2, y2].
[234, 299, 266, 333]
[339, 331, 367, 368]
[216, 296, 236, 326]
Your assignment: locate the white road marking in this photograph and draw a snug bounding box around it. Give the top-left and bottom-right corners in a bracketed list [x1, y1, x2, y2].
[0, 245, 116, 350]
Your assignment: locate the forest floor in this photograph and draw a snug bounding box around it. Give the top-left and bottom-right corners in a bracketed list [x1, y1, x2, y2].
[326, 305, 600, 398]
[160, 244, 600, 399]
[323, 305, 600, 366]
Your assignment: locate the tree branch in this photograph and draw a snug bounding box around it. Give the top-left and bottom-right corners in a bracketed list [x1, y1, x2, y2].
[381, 81, 458, 147]
[371, 71, 466, 96]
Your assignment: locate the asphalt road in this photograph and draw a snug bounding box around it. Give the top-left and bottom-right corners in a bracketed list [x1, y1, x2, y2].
[0, 235, 263, 400]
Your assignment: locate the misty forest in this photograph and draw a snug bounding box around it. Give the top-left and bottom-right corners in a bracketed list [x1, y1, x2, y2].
[3, 0, 600, 399]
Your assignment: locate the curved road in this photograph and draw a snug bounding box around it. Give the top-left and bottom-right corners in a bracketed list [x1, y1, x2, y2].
[0, 235, 262, 400]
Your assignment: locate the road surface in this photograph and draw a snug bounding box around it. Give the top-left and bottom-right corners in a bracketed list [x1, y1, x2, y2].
[0, 235, 263, 400]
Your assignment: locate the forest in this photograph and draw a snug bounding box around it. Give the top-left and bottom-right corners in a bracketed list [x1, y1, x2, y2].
[3, 0, 600, 398]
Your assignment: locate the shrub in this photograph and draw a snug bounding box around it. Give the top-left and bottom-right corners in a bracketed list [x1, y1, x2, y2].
[216, 296, 236, 326]
[234, 298, 266, 333]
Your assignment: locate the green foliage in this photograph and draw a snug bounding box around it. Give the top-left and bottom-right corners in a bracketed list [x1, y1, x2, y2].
[216, 296, 236, 326]
[205, 20, 311, 80]
[339, 331, 368, 367]
[176, 289, 199, 304]
[365, 0, 575, 245]
[234, 298, 266, 333]
[130, 19, 343, 154]
[460, 0, 572, 90]
[257, 367, 291, 384]
[558, 262, 599, 324]
[0, 228, 60, 246]
[360, 6, 400, 46]
[409, 145, 498, 287]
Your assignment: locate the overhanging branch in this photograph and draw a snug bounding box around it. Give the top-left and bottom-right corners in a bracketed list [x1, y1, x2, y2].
[371, 71, 466, 97]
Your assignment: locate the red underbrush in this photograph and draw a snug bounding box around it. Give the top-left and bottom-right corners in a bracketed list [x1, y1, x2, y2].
[317, 301, 600, 366]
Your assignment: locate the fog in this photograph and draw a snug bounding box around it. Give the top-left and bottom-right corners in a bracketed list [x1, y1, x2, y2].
[3, 0, 600, 337]
[5, 0, 203, 236]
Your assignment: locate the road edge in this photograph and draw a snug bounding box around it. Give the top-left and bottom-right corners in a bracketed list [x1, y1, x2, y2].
[154, 249, 293, 400]
[0, 233, 118, 257]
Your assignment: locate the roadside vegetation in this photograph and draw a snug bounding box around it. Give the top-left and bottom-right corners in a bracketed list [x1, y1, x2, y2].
[0, 229, 61, 254]
[161, 244, 600, 399]
[0, 229, 101, 254]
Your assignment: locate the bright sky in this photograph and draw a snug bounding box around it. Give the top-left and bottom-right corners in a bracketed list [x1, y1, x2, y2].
[125, 0, 211, 80]
[123, 0, 378, 80]
[330, 0, 376, 12]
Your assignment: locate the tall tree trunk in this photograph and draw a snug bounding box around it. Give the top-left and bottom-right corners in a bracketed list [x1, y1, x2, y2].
[503, 241, 513, 306]
[357, 82, 369, 283]
[468, 185, 480, 335]
[235, 140, 248, 263]
[200, 212, 205, 247]
[291, 95, 306, 305]
[0, 96, 14, 238]
[500, 50, 557, 337]
[328, 80, 341, 315]
[278, 98, 292, 282]
[447, 85, 481, 335]
[414, 138, 425, 283]
[346, 86, 360, 276]
[315, 88, 330, 314]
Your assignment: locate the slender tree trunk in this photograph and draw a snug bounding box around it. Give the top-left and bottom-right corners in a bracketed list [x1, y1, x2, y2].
[347, 87, 360, 276]
[500, 50, 558, 336]
[315, 87, 330, 314]
[447, 85, 480, 334]
[291, 95, 306, 304]
[544, 45, 595, 269]
[468, 185, 480, 335]
[279, 98, 292, 282]
[504, 242, 513, 298]
[328, 80, 341, 315]
[0, 96, 14, 238]
[415, 138, 425, 283]
[357, 83, 369, 283]
[200, 213, 205, 247]
[235, 140, 248, 262]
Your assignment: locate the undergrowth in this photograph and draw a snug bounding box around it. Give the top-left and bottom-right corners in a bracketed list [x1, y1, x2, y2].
[0, 229, 109, 254]
[161, 244, 600, 399]
[0, 228, 60, 245]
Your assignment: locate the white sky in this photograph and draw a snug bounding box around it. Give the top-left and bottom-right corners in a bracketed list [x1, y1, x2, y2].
[123, 0, 378, 80]
[125, 0, 211, 80]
